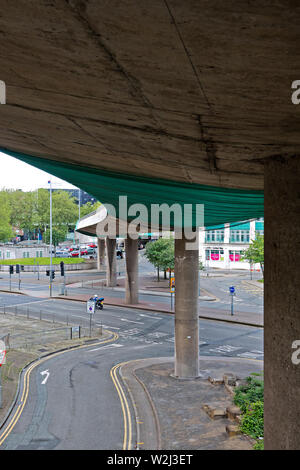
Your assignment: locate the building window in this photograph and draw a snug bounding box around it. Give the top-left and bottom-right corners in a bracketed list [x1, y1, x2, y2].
[229, 250, 243, 261]
[6, 251, 10, 259]
[230, 230, 250, 243]
[205, 230, 224, 243]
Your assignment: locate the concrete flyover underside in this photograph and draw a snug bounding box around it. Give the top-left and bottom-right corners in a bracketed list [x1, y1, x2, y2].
[0, 0, 299, 191]
[0, 1, 300, 450]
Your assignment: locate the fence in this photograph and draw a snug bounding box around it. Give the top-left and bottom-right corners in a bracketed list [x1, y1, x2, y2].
[0, 304, 102, 350]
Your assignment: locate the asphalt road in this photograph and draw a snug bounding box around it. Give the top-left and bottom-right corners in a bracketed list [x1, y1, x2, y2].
[0, 291, 263, 450]
[0, 268, 263, 315]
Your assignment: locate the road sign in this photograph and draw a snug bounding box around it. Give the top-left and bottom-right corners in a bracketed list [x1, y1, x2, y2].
[0, 341, 6, 367]
[229, 286, 235, 294]
[87, 300, 96, 314]
[170, 276, 175, 293]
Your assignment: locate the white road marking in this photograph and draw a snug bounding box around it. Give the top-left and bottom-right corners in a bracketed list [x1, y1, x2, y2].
[1, 299, 51, 308]
[120, 318, 143, 324]
[209, 345, 243, 354]
[139, 313, 162, 320]
[100, 324, 120, 330]
[88, 344, 124, 352]
[40, 369, 50, 385]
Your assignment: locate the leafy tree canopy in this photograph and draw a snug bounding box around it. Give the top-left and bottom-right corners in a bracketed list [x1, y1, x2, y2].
[144, 237, 174, 271]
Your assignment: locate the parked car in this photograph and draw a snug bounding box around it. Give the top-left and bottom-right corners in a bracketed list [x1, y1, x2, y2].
[69, 250, 80, 257]
[55, 250, 69, 258]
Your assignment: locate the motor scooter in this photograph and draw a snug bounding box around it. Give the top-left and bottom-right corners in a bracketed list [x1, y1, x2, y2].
[89, 295, 104, 310]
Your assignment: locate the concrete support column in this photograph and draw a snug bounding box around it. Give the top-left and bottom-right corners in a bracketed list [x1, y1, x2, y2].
[265, 156, 300, 450]
[224, 223, 230, 244]
[224, 247, 230, 270]
[249, 219, 256, 242]
[97, 238, 106, 270]
[125, 237, 139, 304]
[106, 237, 117, 287]
[174, 231, 199, 379]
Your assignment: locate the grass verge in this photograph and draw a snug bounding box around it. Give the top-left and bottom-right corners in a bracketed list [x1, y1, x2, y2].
[0, 257, 86, 266]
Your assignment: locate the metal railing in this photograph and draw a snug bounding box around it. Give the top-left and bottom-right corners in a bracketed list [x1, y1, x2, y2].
[0, 304, 102, 349]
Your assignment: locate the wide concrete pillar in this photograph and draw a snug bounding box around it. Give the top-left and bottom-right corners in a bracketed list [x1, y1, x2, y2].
[106, 237, 117, 287]
[174, 231, 199, 379]
[97, 238, 106, 270]
[264, 155, 300, 450]
[125, 237, 139, 304]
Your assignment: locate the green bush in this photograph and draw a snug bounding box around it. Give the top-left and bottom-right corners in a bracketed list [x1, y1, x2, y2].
[253, 439, 264, 450]
[240, 401, 264, 440]
[234, 375, 264, 413]
[233, 374, 264, 450]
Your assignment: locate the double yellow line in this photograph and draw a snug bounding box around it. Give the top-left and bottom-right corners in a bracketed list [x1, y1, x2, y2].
[0, 332, 119, 447]
[110, 361, 133, 450]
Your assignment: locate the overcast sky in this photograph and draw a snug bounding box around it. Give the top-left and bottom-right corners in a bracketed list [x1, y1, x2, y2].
[0, 152, 78, 191]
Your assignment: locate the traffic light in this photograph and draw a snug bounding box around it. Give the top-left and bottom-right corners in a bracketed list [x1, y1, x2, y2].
[21, 265, 24, 272]
[9, 265, 14, 275]
[46, 270, 50, 276]
[60, 261, 65, 276]
[51, 270, 55, 280]
[16, 264, 20, 274]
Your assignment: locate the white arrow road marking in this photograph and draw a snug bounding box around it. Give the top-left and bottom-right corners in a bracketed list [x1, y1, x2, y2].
[40, 369, 50, 385]
[120, 318, 143, 324]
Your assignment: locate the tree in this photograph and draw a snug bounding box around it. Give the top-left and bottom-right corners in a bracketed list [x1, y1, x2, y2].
[144, 238, 174, 281]
[242, 233, 264, 277]
[7, 189, 35, 234]
[0, 192, 13, 241]
[43, 225, 68, 251]
[32, 189, 78, 239]
[80, 201, 101, 218]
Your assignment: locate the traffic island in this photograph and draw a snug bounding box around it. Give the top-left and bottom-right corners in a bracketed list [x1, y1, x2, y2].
[121, 356, 263, 450]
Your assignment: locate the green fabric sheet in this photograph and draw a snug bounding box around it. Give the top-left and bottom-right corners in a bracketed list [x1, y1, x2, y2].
[1, 149, 264, 229]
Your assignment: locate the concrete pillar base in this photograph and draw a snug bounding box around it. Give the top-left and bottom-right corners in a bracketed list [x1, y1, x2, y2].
[97, 238, 106, 270]
[106, 237, 117, 287]
[125, 237, 139, 304]
[174, 231, 199, 379]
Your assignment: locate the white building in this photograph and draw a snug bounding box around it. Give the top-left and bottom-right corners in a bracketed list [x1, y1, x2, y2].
[0, 243, 50, 260]
[199, 219, 264, 270]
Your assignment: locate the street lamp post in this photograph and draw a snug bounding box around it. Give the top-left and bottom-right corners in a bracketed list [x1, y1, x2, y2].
[49, 180, 53, 297]
[78, 188, 81, 259]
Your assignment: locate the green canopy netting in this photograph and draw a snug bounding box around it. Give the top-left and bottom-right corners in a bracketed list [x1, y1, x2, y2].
[1, 149, 264, 229]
